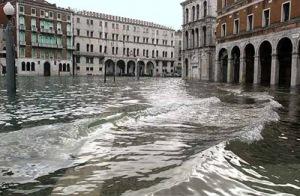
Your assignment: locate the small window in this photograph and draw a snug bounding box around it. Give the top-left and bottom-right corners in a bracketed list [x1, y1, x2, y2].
[19, 6, 24, 14]
[49, 12, 53, 18]
[22, 62, 26, 71]
[234, 19, 239, 34]
[282, 2, 290, 22]
[57, 13, 61, 20]
[31, 8, 36, 16]
[247, 14, 254, 31]
[221, 23, 226, 37]
[263, 9, 270, 27]
[31, 62, 35, 71]
[40, 10, 45, 17]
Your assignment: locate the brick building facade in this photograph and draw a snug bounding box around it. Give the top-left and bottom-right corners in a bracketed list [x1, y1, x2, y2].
[215, 0, 300, 87]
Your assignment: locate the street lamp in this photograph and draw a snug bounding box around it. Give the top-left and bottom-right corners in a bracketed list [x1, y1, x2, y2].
[4, 2, 16, 94]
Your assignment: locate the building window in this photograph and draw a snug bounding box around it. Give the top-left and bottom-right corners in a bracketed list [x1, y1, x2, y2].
[221, 23, 226, 37]
[31, 62, 35, 71]
[77, 18, 80, 23]
[57, 13, 61, 20]
[21, 62, 26, 71]
[282, 2, 291, 22]
[247, 14, 254, 31]
[203, 1, 207, 17]
[40, 10, 45, 17]
[19, 6, 24, 14]
[31, 8, 36, 16]
[233, 19, 239, 34]
[263, 9, 270, 27]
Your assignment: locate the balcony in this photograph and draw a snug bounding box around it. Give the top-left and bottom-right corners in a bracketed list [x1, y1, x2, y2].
[57, 44, 63, 49]
[67, 45, 75, 50]
[19, 41, 26, 46]
[39, 43, 57, 48]
[31, 26, 38, 32]
[40, 28, 55, 34]
[31, 42, 38, 47]
[19, 24, 26, 31]
[57, 29, 63, 35]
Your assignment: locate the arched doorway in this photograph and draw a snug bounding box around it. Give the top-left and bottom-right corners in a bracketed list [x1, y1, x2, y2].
[185, 59, 189, 78]
[116, 60, 126, 76]
[259, 41, 272, 86]
[105, 59, 115, 76]
[146, 61, 154, 76]
[231, 46, 240, 83]
[277, 37, 292, 86]
[245, 44, 255, 84]
[218, 48, 228, 83]
[127, 61, 135, 76]
[137, 61, 145, 77]
[44, 62, 51, 76]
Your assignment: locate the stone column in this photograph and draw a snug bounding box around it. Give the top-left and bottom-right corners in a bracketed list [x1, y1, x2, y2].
[214, 58, 220, 82]
[239, 55, 246, 84]
[124, 63, 128, 75]
[253, 55, 261, 84]
[227, 55, 233, 83]
[291, 52, 299, 87]
[270, 53, 279, 86]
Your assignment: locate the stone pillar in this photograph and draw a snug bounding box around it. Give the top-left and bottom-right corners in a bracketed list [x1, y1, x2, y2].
[124, 63, 128, 75]
[253, 55, 261, 84]
[214, 58, 220, 82]
[239, 55, 246, 84]
[270, 53, 279, 86]
[227, 55, 233, 83]
[291, 52, 299, 87]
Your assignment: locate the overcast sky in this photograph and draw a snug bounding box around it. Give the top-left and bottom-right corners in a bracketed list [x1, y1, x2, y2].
[47, 0, 183, 30]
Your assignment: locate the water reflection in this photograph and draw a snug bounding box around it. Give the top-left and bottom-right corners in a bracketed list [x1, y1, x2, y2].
[0, 77, 299, 196]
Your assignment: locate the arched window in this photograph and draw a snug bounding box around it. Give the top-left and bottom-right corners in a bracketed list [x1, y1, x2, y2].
[185, 9, 189, 23]
[203, 1, 208, 17]
[59, 63, 62, 71]
[203, 26, 207, 46]
[185, 31, 189, 49]
[191, 29, 195, 48]
[63, 63, 66, 72]
[196, 28, 199, 47]
[21, 62, 26, 71]
[26, 62, 30, 71]
[196, 5, 200, 20]
[76, 43, 80, 51]
[31, 62, 35, 71]
[67, 64, 70, 72]
[192, 6, 195, 21]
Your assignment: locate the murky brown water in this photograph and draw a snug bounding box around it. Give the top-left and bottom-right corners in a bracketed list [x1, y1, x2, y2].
[0, 77, 299, 195]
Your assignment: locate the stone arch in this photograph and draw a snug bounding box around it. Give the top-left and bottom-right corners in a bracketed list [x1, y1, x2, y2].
[116, 60, 126, 76]
[76, 43, 80, 51]
[21, 61, 26, 71]
[127, 60, 135, 76]
[31, 62, 35, 71]
[63, 63, 67, 72]
[59, 63, 62, 71]
[185, 58, 189, 78]
[244, 43, 255, 84]
[105, 59, 115, 76]
[218, 48, 228, 83]
[277, 37, 293, 86]
[137, 61, 146, 76]
[231, 46, 240, 83]
[185, 8, 189, 23]
[259, 40, 272, 86]
[26, 62, 30, 71]
[146, 61, 155, 76]
[203, 1, 208, 17]
[44, 62, 51, 76]
[196, 4, 200, 20]
[192, 6, 195, 21]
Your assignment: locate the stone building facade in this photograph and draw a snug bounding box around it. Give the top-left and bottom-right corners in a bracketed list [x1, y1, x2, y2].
[215, 0, 300, 87]
[0, 0, 74, 76]
[181, 0, 217, 81]
[73, 11, 176, 77]
[174, 30, 182, 76]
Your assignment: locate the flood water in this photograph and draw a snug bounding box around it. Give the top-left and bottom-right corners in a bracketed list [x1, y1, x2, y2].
[0, 77, 299, 196]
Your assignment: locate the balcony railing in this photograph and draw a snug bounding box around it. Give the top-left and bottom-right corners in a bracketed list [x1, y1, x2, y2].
[40, 28, 55, 34]
[19, 24, 26, 31]
[19, 41, 26, 46]
[39, 43, 57, 48]
[31, 42, 38, 47]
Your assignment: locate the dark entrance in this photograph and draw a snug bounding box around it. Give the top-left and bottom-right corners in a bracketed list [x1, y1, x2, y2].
[259, 41, 272, 86]
[245, 44, 255, 84]
[185, 59, 189, 77]
[231, 46, 240, 83]
[277, 38, 292, 86]
[44, 62, 51, 76]
[219, 48, 228, 83]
